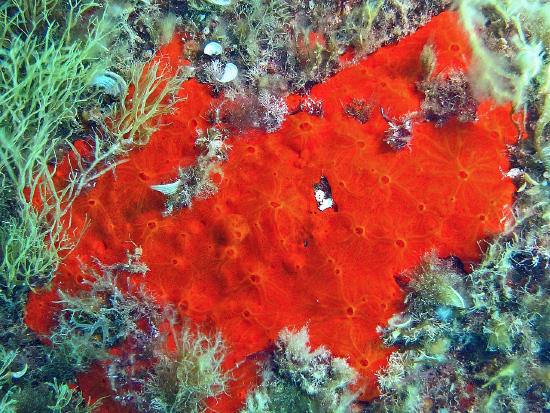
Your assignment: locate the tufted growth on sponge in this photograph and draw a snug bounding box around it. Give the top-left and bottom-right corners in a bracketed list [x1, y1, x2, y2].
[406, 250, 467, 310]
[136, 327, 230, 413]
[241, 326, 358, 413]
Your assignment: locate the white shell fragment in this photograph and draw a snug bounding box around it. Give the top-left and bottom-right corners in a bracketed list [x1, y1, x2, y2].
[313, 176, 334, 212]
[205, 0, 232, 5]
[216, 62, 238, 83]
[150, 180, 181, 196]
[441, 285, 466, 309]
[91, 71, 127, 99]
[204, 41, 223, 56]
[315, 190, 333, 211]
[10, 364, 27, 379]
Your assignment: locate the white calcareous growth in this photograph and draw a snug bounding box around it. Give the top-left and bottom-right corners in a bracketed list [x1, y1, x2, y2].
[313, 176, 334, 212]
[315, 189, 333, 211]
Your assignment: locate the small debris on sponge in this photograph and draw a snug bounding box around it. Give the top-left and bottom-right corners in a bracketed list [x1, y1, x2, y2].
[314, 176, 334, 211]
[381, 108, 416, 152]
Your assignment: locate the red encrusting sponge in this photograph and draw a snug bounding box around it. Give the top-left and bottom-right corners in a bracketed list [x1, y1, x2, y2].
[25, 11, 518, 411]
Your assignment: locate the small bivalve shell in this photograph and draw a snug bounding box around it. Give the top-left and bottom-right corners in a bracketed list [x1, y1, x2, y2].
[91, 71, 127, 99]
[150, 180, 181, 196]
[216, 62, 238, 83]
[204, 41, 223, 56]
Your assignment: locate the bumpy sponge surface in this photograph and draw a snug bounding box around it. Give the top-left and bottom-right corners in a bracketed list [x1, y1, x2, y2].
[25, 11, 518, 411]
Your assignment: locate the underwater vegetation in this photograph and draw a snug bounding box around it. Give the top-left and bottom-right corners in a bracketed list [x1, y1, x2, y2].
[23, 7, 517, 412]
[371, 0, 550, 412]
[1, 0, 550, 412]
[240, 326, 358, 413]
[0, 0, 188, 409]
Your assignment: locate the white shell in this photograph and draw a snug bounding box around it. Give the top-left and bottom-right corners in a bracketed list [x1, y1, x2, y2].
[204, 41, 223, 56]
[11, 364, 27, 379]
[205, 0, 232, 5]
[91, 71, 127, 99]
[150, 180, 181, 196]
[441, 285, 466, 308]
[216, 62, 238, 83]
